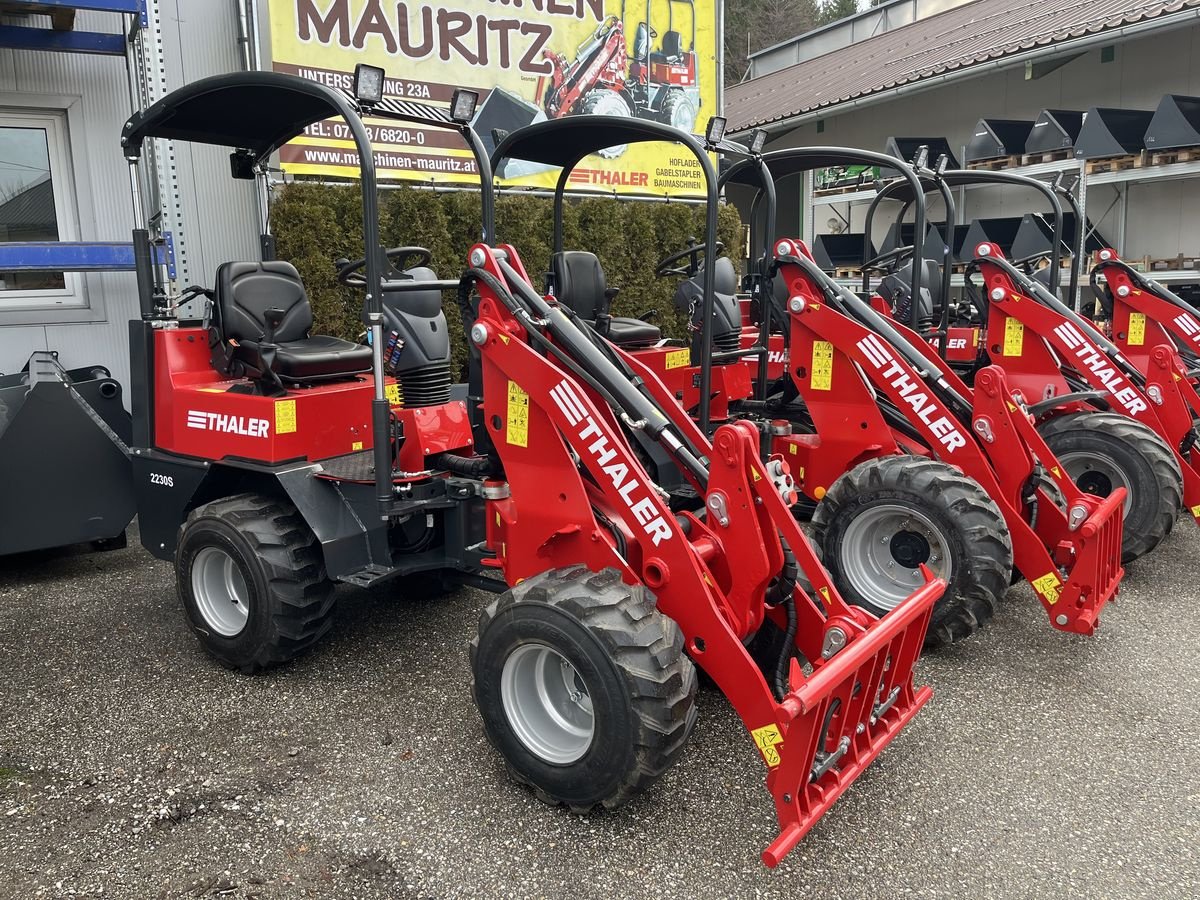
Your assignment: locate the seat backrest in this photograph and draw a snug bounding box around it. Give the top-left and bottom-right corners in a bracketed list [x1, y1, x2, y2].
[215, 261, 312, 343]
[660, 30, 683, 58]
[551, 251, 606, 321]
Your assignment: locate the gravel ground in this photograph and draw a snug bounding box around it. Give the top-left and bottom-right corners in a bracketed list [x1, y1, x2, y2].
[1, 521, 1197, 900]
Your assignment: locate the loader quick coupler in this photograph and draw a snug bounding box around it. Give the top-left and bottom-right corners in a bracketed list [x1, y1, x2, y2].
[465, 241, 943, 867]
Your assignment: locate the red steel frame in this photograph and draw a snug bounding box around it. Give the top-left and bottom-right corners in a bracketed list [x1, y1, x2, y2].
[973, 243, 1200, 525]
[1093, 249, 1200, 519]
[768, 240, 1124, 635]
[469, 242, 942, 867]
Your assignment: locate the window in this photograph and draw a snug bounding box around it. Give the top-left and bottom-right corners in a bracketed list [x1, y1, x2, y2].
[0, 110, 82, 308]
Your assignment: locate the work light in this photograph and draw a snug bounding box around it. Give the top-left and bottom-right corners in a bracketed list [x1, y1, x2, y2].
[705, 116, 726, 144]
[749, 129, 766, 154]
[450, 89, 479, 124]
[353, 64, 385, 105]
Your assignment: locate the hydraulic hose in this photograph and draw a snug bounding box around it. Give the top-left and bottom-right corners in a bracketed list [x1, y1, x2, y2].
[990, 253, 1147, 388]
[468, 264, 710, 486]
[785, 251, 975, 422]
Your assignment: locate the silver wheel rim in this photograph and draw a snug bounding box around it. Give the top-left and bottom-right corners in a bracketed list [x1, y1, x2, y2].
[500, 643, 595, 764]
[840, 504, 951, 610]
[1057, 449, 1132, 514]
[585, 92, 631, 158]
[668, 99, 696, 131]
[191, 546, 250, 637]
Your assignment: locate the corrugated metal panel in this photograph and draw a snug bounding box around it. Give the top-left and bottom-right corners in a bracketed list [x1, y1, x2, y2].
[159, 0, 257, 285]
[728, 0, 1200, 131]
[0, 2, 255, 384]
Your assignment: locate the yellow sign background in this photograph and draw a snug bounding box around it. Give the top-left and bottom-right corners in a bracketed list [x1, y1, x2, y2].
[268, 0, 718, 197]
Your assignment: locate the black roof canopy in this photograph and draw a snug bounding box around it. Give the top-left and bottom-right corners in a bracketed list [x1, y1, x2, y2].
[121, 71, 355, 160]
[490, 115, 709, 171]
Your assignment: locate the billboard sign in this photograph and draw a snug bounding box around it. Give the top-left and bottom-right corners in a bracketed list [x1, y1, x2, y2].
[268, 0, 718, 196]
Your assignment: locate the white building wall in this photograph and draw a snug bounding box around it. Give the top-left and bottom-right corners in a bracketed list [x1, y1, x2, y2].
[757, 25, 1200, 258]
[0, 1, 256, 389]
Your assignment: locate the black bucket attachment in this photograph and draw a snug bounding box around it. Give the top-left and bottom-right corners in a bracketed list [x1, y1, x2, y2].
[961, 217, 1023, 261]
[881, 220, 958, 263]
[881, 136, 959, 177]
[1074, 107, 1153, 159]
[965, 118, 1034, 163]
[0, 353, 134, 556]
[1144, 95, 1200, 151]
[471, 88, 552, 178]
[1011, 213, 1109, 261]
[813, 233, 875, 272]
[1025, 110, 1085, 155]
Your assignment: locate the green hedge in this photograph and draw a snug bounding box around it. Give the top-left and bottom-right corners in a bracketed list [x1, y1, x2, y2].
[271, 183, 744, 373]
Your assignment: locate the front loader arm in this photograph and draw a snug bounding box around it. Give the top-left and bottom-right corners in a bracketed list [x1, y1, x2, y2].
[467, 243, 943, 866]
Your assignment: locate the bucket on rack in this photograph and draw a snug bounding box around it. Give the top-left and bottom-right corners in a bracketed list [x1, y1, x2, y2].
[1025, 110, 1085, 155]
[1143, 95, 1200, 152]
[1074, 107, 1154, 159]
[965, 119, 1034, 164]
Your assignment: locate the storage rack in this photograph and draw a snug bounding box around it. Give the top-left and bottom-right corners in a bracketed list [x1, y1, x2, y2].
[801, 151, 1200, 303]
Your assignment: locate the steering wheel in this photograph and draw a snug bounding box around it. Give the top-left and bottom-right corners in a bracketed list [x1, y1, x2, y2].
[336, 246, 433, 288]
[861, 244, 916, 274]
[655, 238, 724, 278]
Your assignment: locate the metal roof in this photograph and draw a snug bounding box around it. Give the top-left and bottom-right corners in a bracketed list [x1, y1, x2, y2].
[727, 0, 1200, 132]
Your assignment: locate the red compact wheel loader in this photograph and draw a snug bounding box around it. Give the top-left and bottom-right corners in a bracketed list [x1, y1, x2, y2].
[861, 168, 1183, 563]
[538, 0, 702, 145]
[117, 69, 941, 867]
[715, 147, 1127, 645]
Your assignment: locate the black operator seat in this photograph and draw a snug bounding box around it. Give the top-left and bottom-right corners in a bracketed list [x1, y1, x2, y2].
[551, 251, 661, 347]
[213, 261, 372, 382]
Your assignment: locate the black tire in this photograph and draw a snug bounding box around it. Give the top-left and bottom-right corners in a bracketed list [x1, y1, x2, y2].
[812, 456, 1012, 649]
[1038, 411, 1182, 563]
[176, 493, 335, 673]
[470, 566, 696, 811]
[659, 89, 697, 132]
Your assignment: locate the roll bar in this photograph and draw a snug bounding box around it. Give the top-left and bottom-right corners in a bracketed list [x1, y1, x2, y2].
[491, 116, 723, 433]
[721, 147, 930, 331]
[122, 69, 495, 510]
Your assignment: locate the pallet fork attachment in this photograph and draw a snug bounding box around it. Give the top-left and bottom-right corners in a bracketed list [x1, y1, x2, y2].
[466, 242, 941, 866]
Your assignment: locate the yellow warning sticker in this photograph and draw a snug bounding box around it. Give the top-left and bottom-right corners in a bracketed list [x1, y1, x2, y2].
[1127, 312, 1146, 346]
[352, 441, 363, 451]
[751, 724, 784, 768]
[752, 468, 762, 482]
[818, 586, 830, 601]
[972, 328, 981, 348]
[811, 340, 834, 391]
[506, 380, 529, 448]
[788, 443, 798, 455]
[275, 399, 297, 435]
[1002, 317, 1024, 356]
[1190, 505, 1200, 519]
[385, 383, 402, 405]
[1032, 571, 1062, 606]
[665, 348, 691, 370]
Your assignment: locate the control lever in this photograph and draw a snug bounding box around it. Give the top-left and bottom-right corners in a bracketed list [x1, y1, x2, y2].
[257, 307, 287, 394]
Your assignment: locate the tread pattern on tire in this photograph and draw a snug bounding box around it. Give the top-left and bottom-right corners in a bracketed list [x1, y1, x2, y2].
[183, 493, 334, 673]
[469, 566, 697, 811]
[1038, 411, 1182, 563]
[812, 456, 1012, 649]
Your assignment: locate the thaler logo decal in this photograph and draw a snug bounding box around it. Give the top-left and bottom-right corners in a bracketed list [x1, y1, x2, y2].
[186, 410, 270, 438]
[548, 380, 673, 546]
[1051, 323, 1148, 415]
[855, 334, 967, 453]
